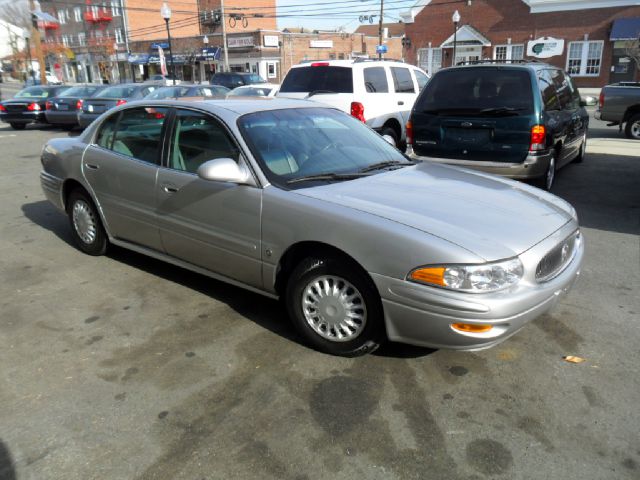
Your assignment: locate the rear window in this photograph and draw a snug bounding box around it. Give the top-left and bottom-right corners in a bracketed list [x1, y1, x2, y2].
[280, 66, 353, 93]
[95, 86, 137, 99]
[415, 68, 534, 114]
[58, 86, 101, 97]
[15, 87, 52, 98]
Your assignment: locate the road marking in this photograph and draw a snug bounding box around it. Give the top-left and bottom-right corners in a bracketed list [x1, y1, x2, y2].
[0, 134, 17, 139]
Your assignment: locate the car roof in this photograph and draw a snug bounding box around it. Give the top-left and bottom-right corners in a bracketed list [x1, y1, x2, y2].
[124, 97, 330, 115]
[292, 59, 414, 68]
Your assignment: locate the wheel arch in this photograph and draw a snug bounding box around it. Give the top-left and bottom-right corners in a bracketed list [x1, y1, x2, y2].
[623, 104, 640, 123]
[61, 178, 112, 237]
[382, 117, 403, 141]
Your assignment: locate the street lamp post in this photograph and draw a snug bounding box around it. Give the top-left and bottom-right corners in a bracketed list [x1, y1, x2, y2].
[160, 2, 176, 85]
[452, 10, 460, 67]
[202, 35, 209, 83]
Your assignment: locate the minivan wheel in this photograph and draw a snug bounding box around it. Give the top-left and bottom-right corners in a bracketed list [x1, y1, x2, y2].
[67, 189, 108, 256]
[285, 256, 384, 357]
[573, 135, 586, 163]
[624, 114, 640, 140]
[534, 154, 556, 191]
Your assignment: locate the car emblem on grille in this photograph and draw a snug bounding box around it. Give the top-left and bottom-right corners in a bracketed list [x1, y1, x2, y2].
[461, 122, 473, 127]
[560, 243, 570, 263]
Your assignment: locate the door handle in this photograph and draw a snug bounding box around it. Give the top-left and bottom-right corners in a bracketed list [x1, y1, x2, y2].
[162, 184, 179, 194]
[84, 163, 99, 170]
[398, 101, 405, 105]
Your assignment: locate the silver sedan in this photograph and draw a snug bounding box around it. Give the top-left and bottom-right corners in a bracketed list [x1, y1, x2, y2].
[40, 99, 583, 356]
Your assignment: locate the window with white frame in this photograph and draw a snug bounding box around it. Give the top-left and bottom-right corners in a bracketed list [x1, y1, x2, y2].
[115, 28, 123, 44]
[58, 9, 66, 24]
[267, 62, 276, 79]
[494, 44, 524, 62]
[417, 47, 442, 76]
[78, 32, 86, 46]
[61, 35, 68, 46]
[74, 7, 82, 22]
[111, 1, 121, 17]
[566, 40, 603, 76]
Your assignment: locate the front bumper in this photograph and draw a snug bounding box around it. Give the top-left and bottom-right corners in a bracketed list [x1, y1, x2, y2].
[0, 111, 47, 125]
[408, 149, 552, 180]
[372, 221, 584, 350]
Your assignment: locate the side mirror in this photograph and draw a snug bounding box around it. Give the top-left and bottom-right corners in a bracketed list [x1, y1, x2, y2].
[197, 158, 250, 184]
[580, 95, 597, 107]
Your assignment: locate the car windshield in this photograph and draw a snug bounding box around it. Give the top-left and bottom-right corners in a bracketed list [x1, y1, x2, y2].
[228, 86, 274, 97]
[15, 87, 53, 98]
[238, 107, 410, 188]
[94, 86, 137, 99]
[415, 67, 534, 115]
[145, 86, 192, 99]
[280, 66, 353, 93]
[57, 86, 101, 97]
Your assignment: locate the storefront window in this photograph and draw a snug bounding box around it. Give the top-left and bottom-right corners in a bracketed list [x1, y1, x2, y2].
[567, 41, 603, 77]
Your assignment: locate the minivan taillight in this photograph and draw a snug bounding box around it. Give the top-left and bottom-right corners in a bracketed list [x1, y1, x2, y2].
[406, 120, 413, 147]
[27, 102, 41, 111]
[598, 91, 604, 109]
[116, 99, 127, 106]
[76, 99, 83, 110]
[0, 104, 7, 112]
[350, 102, 365, 122]
[529, 125, 546, 152]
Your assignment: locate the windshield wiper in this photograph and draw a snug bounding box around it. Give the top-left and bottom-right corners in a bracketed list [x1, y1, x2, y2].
[286, 172, 368, 184]
[359, 160, 415, 173]
[306, 90, 337, 98]
[478, 107, 524, 116]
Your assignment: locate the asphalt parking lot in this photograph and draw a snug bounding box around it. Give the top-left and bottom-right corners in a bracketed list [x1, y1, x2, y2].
[0, 108, 638, 480]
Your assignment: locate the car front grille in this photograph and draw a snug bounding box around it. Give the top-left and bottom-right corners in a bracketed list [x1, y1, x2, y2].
[536, 230, 580, 283]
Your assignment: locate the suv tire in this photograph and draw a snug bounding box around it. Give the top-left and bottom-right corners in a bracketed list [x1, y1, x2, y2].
[624, 113, 640, 140]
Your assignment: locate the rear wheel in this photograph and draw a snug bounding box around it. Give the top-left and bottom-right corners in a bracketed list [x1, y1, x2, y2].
[10, 123, 26, 130]
[624, 114, 640, 140]
[285, 256, 384, 357]
[573, 135, 586, 163]
[67, 189, 108, 256]
[534, 153, 556, 191]
[381, 126, 399, 148]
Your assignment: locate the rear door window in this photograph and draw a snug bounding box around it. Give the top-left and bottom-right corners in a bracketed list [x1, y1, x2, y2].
[280, 66, 353, 93]
[109, 107, 169, 163]
[390, 67, 415, 93]
[363, 67, 388, 93]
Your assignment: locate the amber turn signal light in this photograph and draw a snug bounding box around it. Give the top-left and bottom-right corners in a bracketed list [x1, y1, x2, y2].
[451, 323, 493, 333]
[409, 267, 446, 286]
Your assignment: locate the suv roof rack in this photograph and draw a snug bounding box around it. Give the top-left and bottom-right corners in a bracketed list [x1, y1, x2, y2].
[455, 59, 543, 66]
[353, 57, 405, 63]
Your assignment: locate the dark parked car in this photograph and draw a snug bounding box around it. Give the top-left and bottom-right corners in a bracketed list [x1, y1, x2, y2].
[209, 72, 266, 90]
[0, 85, 69, 130]
[144, 84, 230, 100]
[595, 81, 640, 139]
[45, 84, 108, 130]
[407, 61, 590, 190]
[78, 84, 158, 128]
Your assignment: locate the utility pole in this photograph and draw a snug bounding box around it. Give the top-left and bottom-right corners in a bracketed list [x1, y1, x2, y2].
[377, 0, 384, 60]
[220, 0, 229, 71]
[28, 0, 47, 85]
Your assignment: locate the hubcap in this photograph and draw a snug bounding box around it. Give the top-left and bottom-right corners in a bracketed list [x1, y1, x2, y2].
[546, 155, 555, 190]
[631, 121, 640, 139]
[301, 275, 366, 342]
[72, 200, 97, 244]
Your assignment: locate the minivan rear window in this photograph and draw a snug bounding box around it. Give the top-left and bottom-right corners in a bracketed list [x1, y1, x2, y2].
[415, 68, 533, 115]
[280, 66, 353, 93]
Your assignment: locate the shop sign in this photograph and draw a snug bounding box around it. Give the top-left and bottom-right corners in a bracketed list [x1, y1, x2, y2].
[310, 40, 333, 48]
[228, 36, 254, 48]
[263, 35, 279, 48]
[151, 42, 170, 50]
[526, 37, 564, 58]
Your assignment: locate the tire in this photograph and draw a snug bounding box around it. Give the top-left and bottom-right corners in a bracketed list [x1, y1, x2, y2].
[285, 256, 384, 357]
[61, 124, 75, 131]
[10, 123, 26, 130]
[573, 135, 586, 163]
[624, 113, 640, 140]
[66, 189, 108, 256]
[380, 126, 399, 148]
[534, 152, 556, 191]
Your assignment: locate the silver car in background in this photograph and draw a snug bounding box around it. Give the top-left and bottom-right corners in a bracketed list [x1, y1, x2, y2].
[40, 99, 583, 357]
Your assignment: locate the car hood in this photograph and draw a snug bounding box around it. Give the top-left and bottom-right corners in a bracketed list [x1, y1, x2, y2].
[294, 162, 574, 260]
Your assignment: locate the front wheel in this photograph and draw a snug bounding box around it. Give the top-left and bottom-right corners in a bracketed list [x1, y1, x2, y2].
[624, 114, 640, 140]
[285, 256, 384, 357]
[67, 189, 108, 256]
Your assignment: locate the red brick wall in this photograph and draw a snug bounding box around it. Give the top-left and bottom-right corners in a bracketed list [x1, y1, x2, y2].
[127, 0, 201, 41]
[200, 0, 277, 34]
[405, 0, 640, 87]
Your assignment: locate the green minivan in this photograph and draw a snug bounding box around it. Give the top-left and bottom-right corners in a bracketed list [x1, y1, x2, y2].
[407, 61, 590, 190]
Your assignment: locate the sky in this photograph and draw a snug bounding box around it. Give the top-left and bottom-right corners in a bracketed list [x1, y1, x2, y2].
[276, 0, 420, 32]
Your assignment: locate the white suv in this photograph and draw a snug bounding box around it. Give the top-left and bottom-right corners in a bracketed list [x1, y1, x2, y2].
[276, 59, 429, 148]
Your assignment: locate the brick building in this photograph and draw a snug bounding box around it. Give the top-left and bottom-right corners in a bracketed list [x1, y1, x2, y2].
[401, 0, 640, 87]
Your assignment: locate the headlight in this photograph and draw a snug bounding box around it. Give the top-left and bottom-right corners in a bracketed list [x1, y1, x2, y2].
[408, 258, 523, 293]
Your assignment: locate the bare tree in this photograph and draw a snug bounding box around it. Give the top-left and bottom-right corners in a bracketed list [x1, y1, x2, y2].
[0, 1, 31, 31]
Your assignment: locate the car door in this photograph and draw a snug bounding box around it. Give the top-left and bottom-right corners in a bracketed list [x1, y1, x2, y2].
[538, 69, 568, 158]
[549, 69, 579, 165]
[81, 106, 169, 251]
[156, 107, 263, 288]
[389, 66, 417, 127]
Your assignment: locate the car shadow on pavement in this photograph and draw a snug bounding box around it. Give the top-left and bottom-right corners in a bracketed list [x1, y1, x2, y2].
[552, 153, 640, 236]
[0, 440, 17, 480]
[21, 199, 436, 358]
